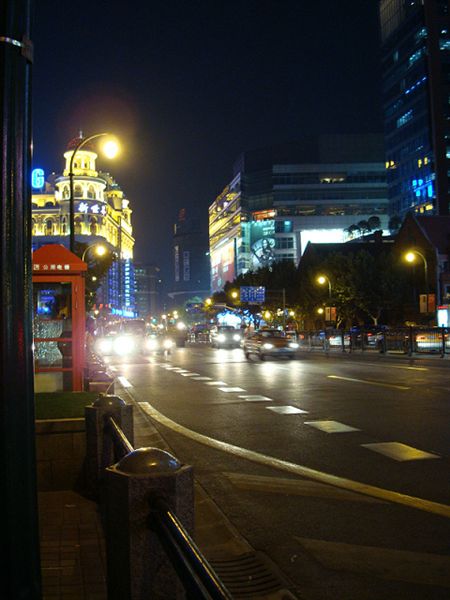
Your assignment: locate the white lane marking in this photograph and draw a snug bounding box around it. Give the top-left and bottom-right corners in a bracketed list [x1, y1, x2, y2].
[181, 373, 200, 377]
[238, 395, 273, 402]
[191, 376, 212, 381]
[117, 376, 132, 388]
[133, 397, 450, 518]
[218, 387, 246, 393]
[328, 375, 410, 390]
[305, 420, 360, 433]
[205, 381, 227, 386]
[266, 406, 307, 415]
[361, 442, 440, 462]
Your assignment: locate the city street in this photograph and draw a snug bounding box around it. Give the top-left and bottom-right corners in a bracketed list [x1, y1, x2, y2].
[109, 345, 450, 600]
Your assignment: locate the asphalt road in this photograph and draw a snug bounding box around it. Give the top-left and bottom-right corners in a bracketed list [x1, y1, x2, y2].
[108, 345, 450, 600]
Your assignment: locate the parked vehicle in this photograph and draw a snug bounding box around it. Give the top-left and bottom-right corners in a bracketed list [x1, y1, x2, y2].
[243, 329, 298, 360]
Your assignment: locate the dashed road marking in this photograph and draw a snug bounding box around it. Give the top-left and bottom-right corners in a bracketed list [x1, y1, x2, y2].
[305, 420, 360, 433]
[361, 442, 440, 462]
[218, 387, 246, 393]
[238, 395, 273, 402]
[117, 376, 132, 388]
[205, 381, 228, 386]
[266, 406, 307, 415]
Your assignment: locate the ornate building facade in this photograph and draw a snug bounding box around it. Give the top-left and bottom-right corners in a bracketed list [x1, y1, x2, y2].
[32, 137, 136, 316]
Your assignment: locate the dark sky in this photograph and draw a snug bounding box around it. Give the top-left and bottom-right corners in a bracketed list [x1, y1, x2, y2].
[32, 0, 383, 283]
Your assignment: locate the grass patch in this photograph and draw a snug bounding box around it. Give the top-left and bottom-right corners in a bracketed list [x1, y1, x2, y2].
[35, 392, 97, 420]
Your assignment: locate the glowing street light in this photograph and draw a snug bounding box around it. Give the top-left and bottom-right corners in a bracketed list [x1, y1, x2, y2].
[205, 297, 212, 306]
[81, 243, 107, 262]
[316, 274, 332, 298]
[231, 290, 239, 300]
[404, 249, 428, 289]
[68, 132, 120, 253]
[317, 307, 324, 315]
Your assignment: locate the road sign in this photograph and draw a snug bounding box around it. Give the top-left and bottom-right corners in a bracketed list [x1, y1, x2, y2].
[240, 286, 265, 304]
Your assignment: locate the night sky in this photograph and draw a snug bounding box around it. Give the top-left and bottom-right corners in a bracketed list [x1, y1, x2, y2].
[32, 0, 383, 286]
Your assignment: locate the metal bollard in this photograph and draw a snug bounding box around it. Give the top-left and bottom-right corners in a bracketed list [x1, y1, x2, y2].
[104, 447, 194, 600]
[84, 394, 134, 497]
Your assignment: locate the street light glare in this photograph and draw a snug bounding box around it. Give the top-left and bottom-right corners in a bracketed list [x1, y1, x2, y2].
[101, 138, 120, 159]
[405, 251, 416, 263]
[317, 276, 326, 285]
[95, 245, 107, 257]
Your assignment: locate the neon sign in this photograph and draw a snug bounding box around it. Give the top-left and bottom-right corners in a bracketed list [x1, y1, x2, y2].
[32, 168, 45, 189]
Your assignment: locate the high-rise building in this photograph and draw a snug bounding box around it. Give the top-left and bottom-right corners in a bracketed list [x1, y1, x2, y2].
[170, 208, 210, 304]
[32, 136, 136, 316]
[209, 135, 389, 292]
[379, 0, 450, 218]
[134, 262, 160, 318]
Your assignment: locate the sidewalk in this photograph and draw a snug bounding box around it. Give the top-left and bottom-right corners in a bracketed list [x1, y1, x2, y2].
[39, 397, 297, 599]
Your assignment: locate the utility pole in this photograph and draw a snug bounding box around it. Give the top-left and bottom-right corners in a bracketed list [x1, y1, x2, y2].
[0, 1, 41, 597]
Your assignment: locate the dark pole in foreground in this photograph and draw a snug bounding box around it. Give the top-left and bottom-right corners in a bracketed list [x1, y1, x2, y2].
[0, 1, 41, 598]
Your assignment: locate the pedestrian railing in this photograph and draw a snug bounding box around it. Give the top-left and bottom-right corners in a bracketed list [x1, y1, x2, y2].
[85, 395, 232, 600]
[296, 326, 449, 357]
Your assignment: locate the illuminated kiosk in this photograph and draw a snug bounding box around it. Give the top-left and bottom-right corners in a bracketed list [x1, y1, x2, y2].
[32, 244, 87, 392]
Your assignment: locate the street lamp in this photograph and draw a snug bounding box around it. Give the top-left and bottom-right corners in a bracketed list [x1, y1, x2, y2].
[81, 243, 107, 262]
[404, 250, 428, 290]
[68, 132, 120, 253]
[316, 274, 331, 298]
[231, 290, 239, 300]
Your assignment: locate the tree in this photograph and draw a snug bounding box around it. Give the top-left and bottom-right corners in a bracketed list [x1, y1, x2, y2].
[367, 215, 381, 231]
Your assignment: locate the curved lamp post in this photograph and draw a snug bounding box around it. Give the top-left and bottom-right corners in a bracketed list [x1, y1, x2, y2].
[68, 132, 119, 253]
[81, 243, 107, 263]
[316, 274, 332, 299]
[404, 250, 428, 290]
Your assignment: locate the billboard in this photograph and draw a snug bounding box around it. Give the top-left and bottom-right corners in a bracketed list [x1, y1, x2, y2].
[249, 220, 276, 270]
[211, 239, 235, 292]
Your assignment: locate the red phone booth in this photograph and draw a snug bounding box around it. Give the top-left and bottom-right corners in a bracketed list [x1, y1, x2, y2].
[32, 245, 87, 392]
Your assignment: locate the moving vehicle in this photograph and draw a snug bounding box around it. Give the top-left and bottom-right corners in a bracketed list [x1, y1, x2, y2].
[210, 326, 243, 348]
[94, 319, 147, 357]
[143, 333, 175, 355]
[243, 329, 298, 360]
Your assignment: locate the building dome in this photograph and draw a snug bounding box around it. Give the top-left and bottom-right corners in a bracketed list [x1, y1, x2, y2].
[66, 134, 95, 152]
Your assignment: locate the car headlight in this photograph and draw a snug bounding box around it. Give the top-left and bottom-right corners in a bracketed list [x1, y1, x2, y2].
[97, 338, 113, 354]
[289, 342, 299, 349]
[146, 338, 159, 350]
[262, 343, 274, 350]
[163, 339, 174, 349]
[217, 334, 226, 342]
[233, 334, 241, 341]
[113, 335, 135, 355]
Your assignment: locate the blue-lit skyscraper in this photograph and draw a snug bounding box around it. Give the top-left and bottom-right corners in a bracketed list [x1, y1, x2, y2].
[379, 0, 450, 217]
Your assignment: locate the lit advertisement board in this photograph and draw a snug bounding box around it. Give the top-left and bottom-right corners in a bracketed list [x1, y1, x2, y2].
[211, 239, 235, 292]
[249, 220, 275, 270]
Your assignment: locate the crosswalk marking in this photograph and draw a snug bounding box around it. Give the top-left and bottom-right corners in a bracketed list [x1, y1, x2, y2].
[361, 442, 440, 461]
[238, 395, 273, 402]
[266, 406, 306, 415]
[305, 420, 360, 433]
[294, 537, 450, 587]
[218, 387, 246, 392]
[205, 381, 228, 386]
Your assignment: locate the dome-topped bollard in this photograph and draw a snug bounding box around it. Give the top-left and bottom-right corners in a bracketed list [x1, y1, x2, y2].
[104, 447, 194, 600]
[84, 394, 134, 496]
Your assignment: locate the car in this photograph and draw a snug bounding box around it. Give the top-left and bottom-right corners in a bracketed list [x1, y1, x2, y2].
[94, 319, 147, 357]
[143, 334, 175, 355]
[243, 329, 299, 360]
[415, 330, 449, 351]
[210, 326, 243, 348]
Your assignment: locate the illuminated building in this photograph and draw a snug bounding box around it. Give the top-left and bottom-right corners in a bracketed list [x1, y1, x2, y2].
[379, 0, 450, 217]
[31, 138, 136, 316]
[209, 136, 389, 292]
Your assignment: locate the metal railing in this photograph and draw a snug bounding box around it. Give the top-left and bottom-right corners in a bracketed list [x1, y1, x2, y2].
[106, 415, 232, 600]
[296, 327, 449, 357]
